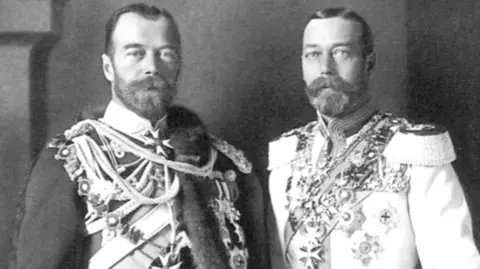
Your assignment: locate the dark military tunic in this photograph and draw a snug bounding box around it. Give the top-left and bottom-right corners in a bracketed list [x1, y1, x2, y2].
[16, 102, 267, 269]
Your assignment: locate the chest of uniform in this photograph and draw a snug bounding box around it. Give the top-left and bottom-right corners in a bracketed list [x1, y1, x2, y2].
[285, 133, 413, 268]
[288, 190, 417, 267]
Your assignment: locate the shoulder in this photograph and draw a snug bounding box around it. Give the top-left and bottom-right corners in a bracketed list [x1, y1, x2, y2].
[36, 120, 98, 176]
[26, 134, 78, 199]
[44, 119, 97, 158]
[209, 135, 253, 174]
[383, 117, 456, 166]
[267, 121, 317, 171]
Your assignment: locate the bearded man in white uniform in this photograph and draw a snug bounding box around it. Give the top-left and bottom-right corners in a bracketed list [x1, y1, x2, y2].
[268, 7, 480, 269]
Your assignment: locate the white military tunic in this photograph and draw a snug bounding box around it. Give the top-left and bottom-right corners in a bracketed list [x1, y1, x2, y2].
[269, 115, 480, 269]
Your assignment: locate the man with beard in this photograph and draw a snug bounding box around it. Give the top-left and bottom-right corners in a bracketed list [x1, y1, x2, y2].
[16, 3, 266, 269]
[268, 7, 480, 269]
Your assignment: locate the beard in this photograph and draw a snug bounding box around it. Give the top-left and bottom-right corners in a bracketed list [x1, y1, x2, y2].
[113, 74, 177, 122]
[305, 75, 368, 118]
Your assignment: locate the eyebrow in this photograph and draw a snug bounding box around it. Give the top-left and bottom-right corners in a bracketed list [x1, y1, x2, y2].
[303, 42, 356, 50]
[123, 43, 178, 50]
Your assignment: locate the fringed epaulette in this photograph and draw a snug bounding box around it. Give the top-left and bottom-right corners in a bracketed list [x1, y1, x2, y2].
[268, 121, 317, 170]
[209, 135, 252, 174]
[383, 122, 456, 166]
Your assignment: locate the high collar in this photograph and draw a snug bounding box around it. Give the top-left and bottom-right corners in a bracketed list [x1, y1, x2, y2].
[316, 102, 378, 158]
[100, 101, 167, 137]
[317, 102, 378, 139]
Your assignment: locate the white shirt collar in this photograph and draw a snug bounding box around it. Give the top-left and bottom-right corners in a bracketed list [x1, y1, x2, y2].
[101, 101, 166, 137]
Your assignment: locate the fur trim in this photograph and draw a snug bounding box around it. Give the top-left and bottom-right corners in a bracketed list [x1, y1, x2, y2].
[177, 173, 229, 269]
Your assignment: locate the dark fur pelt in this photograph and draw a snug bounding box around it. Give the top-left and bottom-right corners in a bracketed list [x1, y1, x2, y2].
[168, 106, 229, 269]
[177, 174, 229, 269]
[165, 106, 211, 166]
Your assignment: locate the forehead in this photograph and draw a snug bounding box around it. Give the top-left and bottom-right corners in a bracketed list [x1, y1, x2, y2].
[112, 12, 178, 49]
[303, 17, 363, 48]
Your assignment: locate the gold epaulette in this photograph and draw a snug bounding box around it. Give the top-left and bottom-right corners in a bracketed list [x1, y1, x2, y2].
[64, 120, 95, 140]
[46, 120, 97, 149]
[383, 123, 456, 166]
[267, 121, 317, 171]
[209, 135, 252, 174]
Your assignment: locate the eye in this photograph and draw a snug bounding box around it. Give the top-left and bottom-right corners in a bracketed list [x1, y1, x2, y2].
[126, 49, 145, 59]
[160, 48, 180, 63]
[304, 51, 321, 60]
[332, 49, 352, 60]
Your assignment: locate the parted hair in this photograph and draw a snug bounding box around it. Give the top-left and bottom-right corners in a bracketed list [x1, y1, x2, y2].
[104, 3, 181, 55]
[310, 7, 374, 57]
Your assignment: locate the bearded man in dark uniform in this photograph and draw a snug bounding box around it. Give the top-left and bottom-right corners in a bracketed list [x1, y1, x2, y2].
[16, 3, 267, 269]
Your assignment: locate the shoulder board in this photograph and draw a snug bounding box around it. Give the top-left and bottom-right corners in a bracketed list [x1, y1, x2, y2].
[209, 135, 252, 174]
[47, 120, 96, 149]
[267, 121, 316, 171]
[64, 120, 95, 140]
[383, 122, 456, 166]
[279, 120, 317, 139]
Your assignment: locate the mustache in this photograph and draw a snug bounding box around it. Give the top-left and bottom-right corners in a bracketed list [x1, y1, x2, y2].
[129, 76, 171, 90]
[308, 75, 346, 90]
[305, 75, 353, 96]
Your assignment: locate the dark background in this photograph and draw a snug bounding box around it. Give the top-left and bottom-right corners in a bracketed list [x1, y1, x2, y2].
[407, 0, 480, 246]
[0, 0, 479, 268]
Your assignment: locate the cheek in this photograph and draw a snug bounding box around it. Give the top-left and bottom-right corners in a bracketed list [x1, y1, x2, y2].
[115, 67, 140, 83]
[113, 60, 141, 80]
[337, 62, 364, 84]
[164, 64, 180, 82]
[302, 62, 318, 85]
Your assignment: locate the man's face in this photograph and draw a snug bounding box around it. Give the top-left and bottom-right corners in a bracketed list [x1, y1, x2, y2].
[302, 17, 372, 118]
[102, 12, 180, 121]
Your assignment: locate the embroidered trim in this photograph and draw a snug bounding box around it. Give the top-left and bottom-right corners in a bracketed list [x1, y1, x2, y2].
[210, 135, 252, 174]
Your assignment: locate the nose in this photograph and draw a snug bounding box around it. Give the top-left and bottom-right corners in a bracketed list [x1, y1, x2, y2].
[144, 52, 161, 76]
[319, 53, 335, 76]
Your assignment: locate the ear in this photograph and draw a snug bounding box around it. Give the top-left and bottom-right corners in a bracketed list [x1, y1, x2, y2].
[101, 54, 114, 82]
[364, 51, 376, 74]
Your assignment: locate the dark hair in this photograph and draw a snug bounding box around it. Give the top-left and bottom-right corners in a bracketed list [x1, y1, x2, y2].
[310, 7, 373, 57]
[104, 3, 181, 55]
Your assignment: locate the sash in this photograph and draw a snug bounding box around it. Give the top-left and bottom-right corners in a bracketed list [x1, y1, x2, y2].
[89, 203, 170, 269]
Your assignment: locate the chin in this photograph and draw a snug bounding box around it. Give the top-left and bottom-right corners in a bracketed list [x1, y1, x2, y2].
[126, 97, 169, 120]
[316, 106, 344, 118]
[311, 95, 348, 118]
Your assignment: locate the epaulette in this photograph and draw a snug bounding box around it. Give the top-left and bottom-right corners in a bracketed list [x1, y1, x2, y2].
[278, 121, 317, 139]
[209, 135, 252, 174]
[46, 120, 95, 149]
[383, 122, 456, 166]
[64, 120, 95, 141]
[267, 121, 317, 171]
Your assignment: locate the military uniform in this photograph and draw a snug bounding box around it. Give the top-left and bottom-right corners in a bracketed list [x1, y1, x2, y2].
[269, 104, 480, 269]
[16, 102, 267, 269]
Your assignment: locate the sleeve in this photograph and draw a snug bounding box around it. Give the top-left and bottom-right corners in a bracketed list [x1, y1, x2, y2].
[16, 148, 83, 269]
[268, 167, 291, 269]
[236, 172, 269, 269]
[408, 163, 480, 268]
